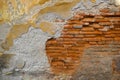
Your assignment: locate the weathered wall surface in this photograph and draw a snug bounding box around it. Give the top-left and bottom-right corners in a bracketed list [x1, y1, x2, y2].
[0, 0, 120, 80]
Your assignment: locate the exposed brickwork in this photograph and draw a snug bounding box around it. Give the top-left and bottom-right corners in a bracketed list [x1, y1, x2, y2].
[46, 10, 120, 75]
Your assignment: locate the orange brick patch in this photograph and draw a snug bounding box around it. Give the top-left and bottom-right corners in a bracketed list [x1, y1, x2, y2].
[46, 11, 120, 75]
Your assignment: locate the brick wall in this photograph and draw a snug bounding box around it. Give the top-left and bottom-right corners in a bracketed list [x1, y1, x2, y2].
[46, 10, 120, 75]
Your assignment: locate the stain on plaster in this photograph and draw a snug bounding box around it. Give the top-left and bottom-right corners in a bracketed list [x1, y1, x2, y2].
[39, 21, 57, 35]
[39, 0, 80, 18]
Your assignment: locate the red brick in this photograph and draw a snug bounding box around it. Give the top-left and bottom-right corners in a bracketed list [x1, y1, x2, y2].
[109, 17, 120, 21]
[111, 31, 120, 34]
[51, 61, 65, 66]
[67, 20, 83, 24]
[82, 18, 95, 22]
[104, 34, 116, 38]
[73, 24, 83, 29]
[95, 15, 104, 19]
[80, 31, 102, 35]
[62, 38, 80, 41]
[101, 12, 115, 16]
[101, 37, 114, 41]
[82, 37, 102, 41]
[95, 18, 109, 22]
[92, 24, 104, 29]
[83, 22, 89, 25]
[64, 25, 73, 29]
[74, 35, 84, 38]
[89, 42, 97, 45]
[46, 47, 65, 50]
[73, 14, 84, 19]
[115, 12, 120, 15]
[114, 37, 120, 41]
[84, 35, 96, 38]
[81, 27, 94, 31]
[61, 34, 74, 38]
[99, 22, 111, 26]
[46, 50, 62, 53]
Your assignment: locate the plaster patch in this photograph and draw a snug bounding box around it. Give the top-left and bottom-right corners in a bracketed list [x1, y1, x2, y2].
[4, 27, 51, 73]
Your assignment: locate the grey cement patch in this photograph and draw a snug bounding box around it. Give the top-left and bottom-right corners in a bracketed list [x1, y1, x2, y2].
[3, 27, 52, 74]
[72, 0, 120, 14]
